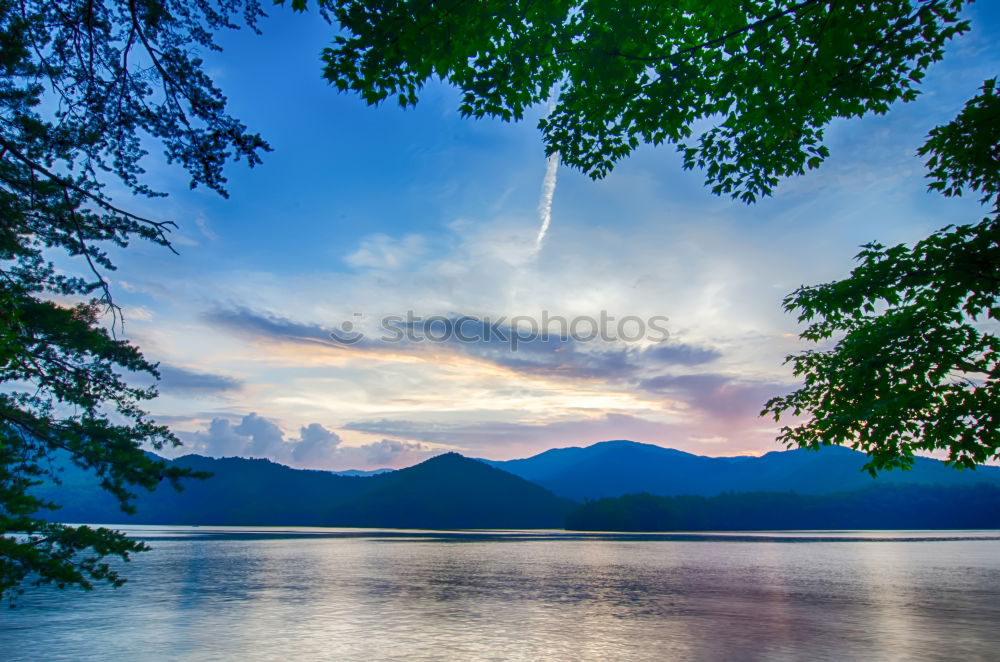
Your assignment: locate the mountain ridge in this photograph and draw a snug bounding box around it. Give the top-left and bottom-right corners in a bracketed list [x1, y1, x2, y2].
[38, 451, 571, 528]
[483, 440, 1000, 500]
[35, 440, 1000, 529]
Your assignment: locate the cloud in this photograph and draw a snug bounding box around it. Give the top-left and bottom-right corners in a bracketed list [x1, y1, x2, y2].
[487, 340, 721, 380]
[186, 413, 433, 470]
[125, 305, 155, 322]
[195, 418, 250, 457]
[343, 411, 786, 459]
[292, 422, 343, 465]
[344, 233, 426, 270]
[202, 307, 334, 345]
[200, 305, 722, 382]
[642, 343, 723, 366]
[233, 412, 288, 457]
[364, 438, 428, 465]
[639, 373, 794, 423]
[156, 364, 243, 394]
[195, 217, 219, 242]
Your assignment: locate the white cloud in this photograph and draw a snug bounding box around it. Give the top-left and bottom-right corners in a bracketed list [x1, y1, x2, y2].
[185, 412, 435, 470]
[344, 233, 426, 270]
[195, 217, 220, 242]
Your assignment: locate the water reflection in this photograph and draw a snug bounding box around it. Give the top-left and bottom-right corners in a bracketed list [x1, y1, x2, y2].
[2, 530, 999, 661]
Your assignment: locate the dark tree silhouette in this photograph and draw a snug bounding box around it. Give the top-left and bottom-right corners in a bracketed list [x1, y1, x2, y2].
[764, 81, 998, 471]
[1, 0, 268, 601]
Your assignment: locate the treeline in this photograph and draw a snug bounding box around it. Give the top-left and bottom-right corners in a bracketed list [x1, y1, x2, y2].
[565, 483, 1000, 531]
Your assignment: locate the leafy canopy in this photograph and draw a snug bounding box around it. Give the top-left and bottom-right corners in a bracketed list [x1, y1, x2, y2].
[764, 80, 998, 472]
[313, 0, 970, 202]
[1, 0, 268, 602]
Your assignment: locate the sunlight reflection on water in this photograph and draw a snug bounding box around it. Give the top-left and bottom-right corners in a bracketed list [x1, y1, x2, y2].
[3, 528, 999, 661]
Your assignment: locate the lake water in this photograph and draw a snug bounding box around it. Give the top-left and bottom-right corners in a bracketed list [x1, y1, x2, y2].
[3, 527, 1000, 661]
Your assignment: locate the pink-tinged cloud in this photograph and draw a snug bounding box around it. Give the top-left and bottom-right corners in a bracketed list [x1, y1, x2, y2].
[179, 412, 437, 470]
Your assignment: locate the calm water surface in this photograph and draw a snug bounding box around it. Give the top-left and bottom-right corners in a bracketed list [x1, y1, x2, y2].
[2, 527, 999, 661]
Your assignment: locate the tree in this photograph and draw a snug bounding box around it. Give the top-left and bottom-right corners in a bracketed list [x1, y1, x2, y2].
[763, 81, 998, 472]
[314, 0, 969, 201]
[1, 0, 268, 602]
[310, 0, 996, 471]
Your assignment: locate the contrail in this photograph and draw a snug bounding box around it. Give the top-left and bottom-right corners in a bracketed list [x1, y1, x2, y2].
[534, 87, 561, 252]
[534, 149, 560, 250]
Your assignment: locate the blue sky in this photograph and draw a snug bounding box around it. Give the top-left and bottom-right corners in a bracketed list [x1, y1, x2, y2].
[99, 4, 999, 470]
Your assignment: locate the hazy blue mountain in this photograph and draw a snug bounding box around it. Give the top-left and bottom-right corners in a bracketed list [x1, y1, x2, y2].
[37, 441, 1000, 529]
[43, 454, 371, 526]
[38, 452, 570, 529]
[566, 483, 1000, 531]
[483, 440, 1000, 500]
[332, 452, 573, 528]
[331, 468, 394, 477]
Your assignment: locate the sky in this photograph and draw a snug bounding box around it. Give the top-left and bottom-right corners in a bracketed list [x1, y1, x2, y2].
[95, 3, 999, 470]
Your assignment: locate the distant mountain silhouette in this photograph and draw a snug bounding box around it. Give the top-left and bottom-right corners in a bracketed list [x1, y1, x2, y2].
[482, 440, 1000, 500]
[567, 484, 1000, 531]
[39, 452, 571, 529]
[41, 454, 369, 526]
[331, 452, 573, 528]
[331, 468, 394, 477]
[36, 441, 1000, 529]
